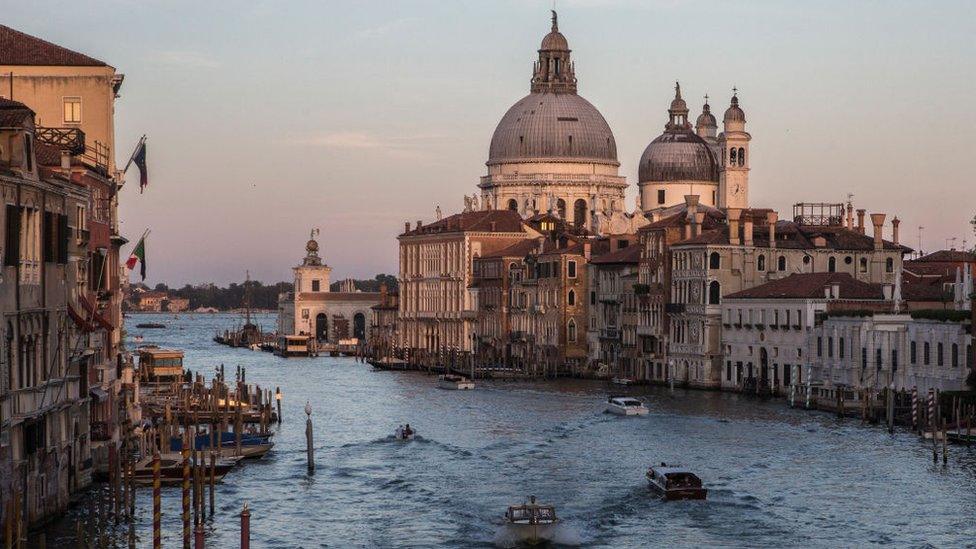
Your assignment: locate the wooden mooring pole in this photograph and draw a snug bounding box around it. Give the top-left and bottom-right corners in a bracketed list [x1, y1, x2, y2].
[153, 452, 161, 549]
[305, 401, 315, 474]
[240, 503, 250, 549]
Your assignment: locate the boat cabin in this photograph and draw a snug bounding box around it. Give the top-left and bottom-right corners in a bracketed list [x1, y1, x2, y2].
[506, 502, 558, 525]
[138, 348, 184, 381]
[276, 335, 311, 357]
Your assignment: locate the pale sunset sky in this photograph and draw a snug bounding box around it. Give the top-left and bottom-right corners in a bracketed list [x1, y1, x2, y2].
[5, 0, 975, 285]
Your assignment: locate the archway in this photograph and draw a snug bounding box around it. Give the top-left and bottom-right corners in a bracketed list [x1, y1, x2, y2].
[573, 199, 587, 228]
[353, 312, 367, 340]
[708, 281, 721, 305]
[507, 199, 518, 211]
[556, 198, 566, 219]
[315, 313, 328, 341]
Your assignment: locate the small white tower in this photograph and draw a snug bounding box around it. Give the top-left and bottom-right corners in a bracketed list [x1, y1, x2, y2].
[718, 90, 751, 209]
[294, 229, 331, 294]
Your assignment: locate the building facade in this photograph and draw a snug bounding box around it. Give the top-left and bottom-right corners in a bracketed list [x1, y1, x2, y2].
[277, 234, 381, 343]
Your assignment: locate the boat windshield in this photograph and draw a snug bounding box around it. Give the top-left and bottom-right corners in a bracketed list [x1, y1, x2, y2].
[508, 506, 557, 523]
[665, 473, 701, 489]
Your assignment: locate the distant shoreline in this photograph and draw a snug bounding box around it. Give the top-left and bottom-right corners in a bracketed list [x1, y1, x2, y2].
[125, 310, 278, 314]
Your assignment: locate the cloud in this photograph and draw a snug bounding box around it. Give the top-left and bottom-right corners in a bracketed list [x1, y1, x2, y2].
[280, 131, 447, 160]
[148, 50, 220, 69]
[357, 17, 421, 39]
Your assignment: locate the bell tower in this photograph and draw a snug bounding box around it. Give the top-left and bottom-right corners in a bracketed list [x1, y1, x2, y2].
[718, 90, 751, 209]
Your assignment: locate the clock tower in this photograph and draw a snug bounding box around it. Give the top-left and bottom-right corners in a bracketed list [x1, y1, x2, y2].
[718, 91, 751, 209]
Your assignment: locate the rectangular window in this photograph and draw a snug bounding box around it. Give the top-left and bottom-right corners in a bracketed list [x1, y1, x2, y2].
[726, 361, 732, 381]
[24, 135, 33, 172]
[311, 280, 320, 292]
[63, 97, 82, 124]
[892, 350, 898, 372]
[861, 347, 867, 369]
[828, 337, 833, 358]
[937, 343, 944, 366]
[876, 348, 883, 370]
[910, 341, 917, 364]
[783, 364, 791, 386]
[657, 189, 666, 204]
[567, 260, 577, 278]
[817, 337, 822, 357]
[839, 337, 845, 359]
[924, 342, 930, 365]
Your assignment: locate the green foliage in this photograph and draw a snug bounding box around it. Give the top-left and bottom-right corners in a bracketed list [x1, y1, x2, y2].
[329, 274, 399, 293]
[908, 309, 971, 322]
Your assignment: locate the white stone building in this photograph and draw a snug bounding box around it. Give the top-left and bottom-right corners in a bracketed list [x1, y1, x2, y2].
[277, 233, 381, 343]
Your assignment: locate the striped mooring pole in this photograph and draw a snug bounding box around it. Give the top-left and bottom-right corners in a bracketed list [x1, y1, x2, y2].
[928, 389, 936, 431]
[911, 386, 918, 430]
[183, 436, 191, 549]
[153, 452, 161, 549]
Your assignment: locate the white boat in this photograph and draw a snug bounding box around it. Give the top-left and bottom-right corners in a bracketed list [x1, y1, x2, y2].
[503, 496, 560, 546]
[605, 395, 649, 416]
[437, 374, 475, 390]
[611, 377, 635, 386]
[646, 463, 707, 500]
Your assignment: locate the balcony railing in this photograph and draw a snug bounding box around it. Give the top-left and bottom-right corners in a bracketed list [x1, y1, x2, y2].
[36, 127, 86, 155]
[600, 328, 620, 340]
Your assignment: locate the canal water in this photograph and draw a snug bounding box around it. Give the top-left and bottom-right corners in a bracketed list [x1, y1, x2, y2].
[47, 313, 976, 547]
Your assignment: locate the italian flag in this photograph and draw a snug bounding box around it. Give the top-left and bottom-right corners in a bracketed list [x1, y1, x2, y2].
[126, 235, 147, 280]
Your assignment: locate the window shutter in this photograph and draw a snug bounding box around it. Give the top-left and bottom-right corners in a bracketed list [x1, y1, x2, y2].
[4, 205, 20, 266]
[58, 214, 69, 264]
[43, 211, 54, 263]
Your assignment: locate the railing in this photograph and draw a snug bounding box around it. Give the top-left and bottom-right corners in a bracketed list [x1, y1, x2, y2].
[35, 127, 86, 155]
[600, 328, 620, 340]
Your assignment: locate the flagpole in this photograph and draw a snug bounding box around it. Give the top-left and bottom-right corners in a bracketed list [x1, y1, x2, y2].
[124, 228, 150, 269]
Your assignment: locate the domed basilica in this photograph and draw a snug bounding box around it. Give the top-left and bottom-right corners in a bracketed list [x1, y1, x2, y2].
[475, 12, 752, 232]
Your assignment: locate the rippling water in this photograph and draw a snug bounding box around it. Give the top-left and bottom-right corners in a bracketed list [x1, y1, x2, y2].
[46, 313, 976, 547]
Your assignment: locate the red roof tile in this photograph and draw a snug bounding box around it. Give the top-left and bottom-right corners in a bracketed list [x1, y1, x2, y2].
[725, 273, 885, 300]
[915, 250, 976, 264]
[590, 244, 640, 264]
[400, 209, 526, 236]
[0, 25, 107, 66]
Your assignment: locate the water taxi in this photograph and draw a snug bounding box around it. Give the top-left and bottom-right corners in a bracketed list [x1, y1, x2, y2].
[645, 464, 707, 500]
[394, 426, 416, 441]
[503, 496, 560, 546]
[437, 374, 475, 390]
[606, 396, 649, 416]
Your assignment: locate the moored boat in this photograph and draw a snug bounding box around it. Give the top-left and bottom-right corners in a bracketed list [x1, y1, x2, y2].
[606, 395, 649, 416]
[437, 374, 475, 390]
[645, 464, 707, 500]
[503, 496, 560, 546]
[129, 454, 239, 486]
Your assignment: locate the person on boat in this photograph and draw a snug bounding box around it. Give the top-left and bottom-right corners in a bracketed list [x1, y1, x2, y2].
[395, 425, 404, 439]
[404, 424, 414, 437]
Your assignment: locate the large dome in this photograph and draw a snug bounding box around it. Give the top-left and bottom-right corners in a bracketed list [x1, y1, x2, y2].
[488, 92, 618, 166]
[638, 130, 719, 183]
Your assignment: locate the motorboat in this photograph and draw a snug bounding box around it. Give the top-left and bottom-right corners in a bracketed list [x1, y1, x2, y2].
[129, 454, 240, 486]
[437, 374, 475, 390]
[611, 377, 635, 386]
[503, 496, 560, 546]
[394, 426, 416, 441]
[605, 395, 649, 416]
[645, 464, 707, 501]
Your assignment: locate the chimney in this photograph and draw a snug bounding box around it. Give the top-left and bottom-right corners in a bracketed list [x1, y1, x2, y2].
[490, 221, 497, 232]
[684, 220, 693, 240]
[870, 213, 886, 251]
[404, 221, 411, 233]
[684, 195, 700, 240]
[891, 217, 900, 246]
[537, 236, 546, 255]
[824, 286, 832, 299]
[743, 216, 754, 247]
[727, 208, 742, 246]
[693, 212, 705, 238]
[60, 151, 72, 170]
[832, 283, 841, 299]
[416, 220, 423, 229]
[856, 209, 866, 234]
[846, 203, 854, 230]
[583, 240, 592, 260]
[767, 211, 778, 249]
[883, 283, 893, 300]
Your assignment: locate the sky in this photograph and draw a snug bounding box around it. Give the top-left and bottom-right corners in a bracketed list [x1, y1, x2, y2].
[6, 0, 976, 285]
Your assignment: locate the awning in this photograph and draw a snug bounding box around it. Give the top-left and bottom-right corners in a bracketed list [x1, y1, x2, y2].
[68, 302, 95, 332]
[89, 386, 109, 402]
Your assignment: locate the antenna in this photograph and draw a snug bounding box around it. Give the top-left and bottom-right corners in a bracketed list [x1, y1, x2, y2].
[946, 237, 957, 250]
[917, 226, 924, 258]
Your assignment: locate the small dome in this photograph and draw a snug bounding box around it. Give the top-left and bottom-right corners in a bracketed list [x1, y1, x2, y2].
[638, 130, 719, 183]
[488, 92, 618, 166]
[724, 95, 745, 123]
[306, 239, 319, 253]
[541, 30, 568, 51]
[670, 96, 687, 112]
[696, 103, 716, 128]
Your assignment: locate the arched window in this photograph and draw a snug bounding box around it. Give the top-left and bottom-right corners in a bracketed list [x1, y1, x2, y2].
[709, 252, 720, 270]
[567, 290, 576, 306]
[777, 255, 786, 271]
[573, 199, 587, 228]
[567, 319, 577, 343]
[757, 255, 766, 271]
[859, 257, 868, 273]
[556, 198, 566, 219]
[729, 148, 737, 165]
[886, 257, 894, 273]
[737, 147, 745, 166]
[828, 256, 836, 273]
[709, 281, 721, 305]
[507, 199, 518, 211]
